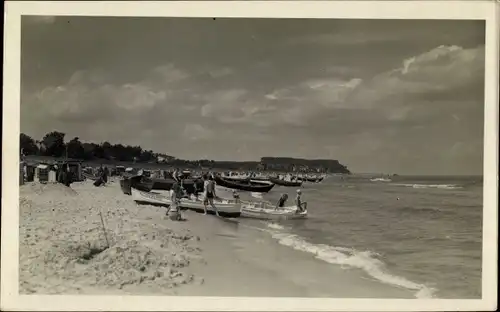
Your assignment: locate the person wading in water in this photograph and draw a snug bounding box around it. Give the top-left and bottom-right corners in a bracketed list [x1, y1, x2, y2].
[275, 193, 289, 210]
[203, 175, 220, 217]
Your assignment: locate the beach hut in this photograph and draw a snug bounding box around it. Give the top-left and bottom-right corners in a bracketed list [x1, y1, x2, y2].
[34, 164, 50, 183]
[64, 161, 83, 181]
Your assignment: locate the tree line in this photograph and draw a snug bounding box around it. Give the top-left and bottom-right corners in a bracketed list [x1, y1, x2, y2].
[20, 131, 350, 173]
[20, 131, 172, 163]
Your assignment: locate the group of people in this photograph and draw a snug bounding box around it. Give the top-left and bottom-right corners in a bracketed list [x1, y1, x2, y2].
[166, 174, 220, 221]
[163, 169, 306, 220]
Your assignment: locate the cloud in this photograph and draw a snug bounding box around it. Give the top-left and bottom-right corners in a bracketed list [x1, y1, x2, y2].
[183, 124, 214, 141]
[20, 28, 485, 173]
[255, 44, 485, 131]
[21, 64, 190, 142]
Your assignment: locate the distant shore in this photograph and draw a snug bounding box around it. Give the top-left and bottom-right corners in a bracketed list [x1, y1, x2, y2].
[22, 154, 351, 174]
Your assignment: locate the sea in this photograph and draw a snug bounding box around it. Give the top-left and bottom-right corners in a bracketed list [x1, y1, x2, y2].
[230, 174, 483, 299]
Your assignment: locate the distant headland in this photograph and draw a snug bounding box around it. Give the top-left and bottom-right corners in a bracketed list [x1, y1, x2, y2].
[20, 131, 351, 174]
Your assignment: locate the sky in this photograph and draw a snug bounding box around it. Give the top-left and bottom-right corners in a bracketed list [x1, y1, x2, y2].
[20, 16, 485, 175]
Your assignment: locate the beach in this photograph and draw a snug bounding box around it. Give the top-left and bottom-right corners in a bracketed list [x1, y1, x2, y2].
[19, 178, 421, 298]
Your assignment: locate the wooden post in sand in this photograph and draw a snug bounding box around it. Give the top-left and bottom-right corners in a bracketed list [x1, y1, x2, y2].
[97, 207, 110, 248]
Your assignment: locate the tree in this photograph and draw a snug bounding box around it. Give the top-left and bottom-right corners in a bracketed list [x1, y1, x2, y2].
[66, 137, 85, 159]
[101, 141, 112, 159]
[82, 143, 97, 160]
[41, 131, 66, 157]
[20, 133, 39, 156]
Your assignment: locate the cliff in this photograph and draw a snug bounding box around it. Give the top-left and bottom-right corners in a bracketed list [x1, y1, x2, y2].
[259, 157, 350, 174]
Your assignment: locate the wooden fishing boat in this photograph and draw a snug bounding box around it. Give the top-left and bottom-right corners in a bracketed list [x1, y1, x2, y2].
[215, 175, 275, 193]
[83, 172, 99, 181]
[269, 177, 303, 187]
[131, 188, 240, 217]
[120, 175, 203, 195]
[305, 176, 324, 183]
[178, 196, 241, 218]
[222, 176, 251, 183]
[240, 202, 308, 220]
[131, 187, 172, 206]
[120, 175, 154, 195]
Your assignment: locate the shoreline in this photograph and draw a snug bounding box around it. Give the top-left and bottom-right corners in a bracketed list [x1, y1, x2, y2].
[19, 180, 412, 298]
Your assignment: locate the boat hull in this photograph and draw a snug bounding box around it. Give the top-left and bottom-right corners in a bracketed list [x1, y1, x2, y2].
[240, 204, 308, 220]
[121, 176, 203, 195]
[150, 178, 202, 194]
[83, 172, 99, 181]
[120, 176, 154, 195]
[178, 197, 241, 218]
[215, 176, 275, 193]
[131, 187, 172, 207]
[269, 177, 303, 187]
[131, 188, 241, 217]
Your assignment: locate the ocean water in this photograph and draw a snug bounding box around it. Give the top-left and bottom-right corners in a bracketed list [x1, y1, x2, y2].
[236, 175, 483, 299]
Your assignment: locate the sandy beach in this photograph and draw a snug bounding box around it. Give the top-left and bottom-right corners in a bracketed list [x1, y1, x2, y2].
[19, 179, 414, 298]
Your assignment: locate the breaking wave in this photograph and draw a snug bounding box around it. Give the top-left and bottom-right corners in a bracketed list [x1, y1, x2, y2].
[267, 231, 436, 298]
[370, 178, 392, 182]
[394, 183, 463, 190]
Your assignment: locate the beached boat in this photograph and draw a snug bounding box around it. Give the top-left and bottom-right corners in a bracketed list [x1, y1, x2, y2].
[269, 177, 303, 187]
[178, 196, 241, 218]
[131, 187, 171, 206]
[240, 202, 308, 220]
[215, 175, 275, 193]
[150, 178, 202, 194]
[131, 188, 241, 217]
[120, 175, 154, 195]
[120, 175, 203, 195]
[82, 172, 99, 181]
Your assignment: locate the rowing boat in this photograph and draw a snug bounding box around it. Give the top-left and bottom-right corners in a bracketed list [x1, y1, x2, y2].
[178, 195, 241, 217]
[215, 175, 275, 193]
[120, 175, 154, 195]
[240, 202, 308, 220]
[269, 177, 303, 187]
[131, 187, 172, 206]
[131, 188, 241, 217]
[83, 172, 99, 181]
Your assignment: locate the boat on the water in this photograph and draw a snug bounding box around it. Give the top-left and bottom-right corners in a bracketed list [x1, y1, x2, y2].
[297, 176, 324, 183]
[215, 175, 275, 193]
[240, 202, 308, 220]
[269, 177, 303, 187]
[131, 188, 241, 217]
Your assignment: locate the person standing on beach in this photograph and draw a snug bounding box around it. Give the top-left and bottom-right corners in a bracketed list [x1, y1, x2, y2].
[173, 168, 180, 182]
[167, 181, 183, 220]
[203, 175, 220, 217]
[102, 166, 109, 184]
